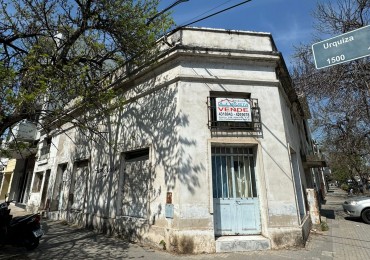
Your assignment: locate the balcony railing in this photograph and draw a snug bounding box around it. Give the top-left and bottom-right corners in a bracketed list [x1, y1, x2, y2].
[302, 154, 327, 168]
[207, 97, 262, 133]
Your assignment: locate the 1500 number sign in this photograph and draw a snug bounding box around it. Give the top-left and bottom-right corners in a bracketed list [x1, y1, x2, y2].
[312, 25, 370, 69]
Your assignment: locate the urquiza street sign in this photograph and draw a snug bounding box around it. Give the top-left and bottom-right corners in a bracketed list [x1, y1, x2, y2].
[312, 25, 370, 69]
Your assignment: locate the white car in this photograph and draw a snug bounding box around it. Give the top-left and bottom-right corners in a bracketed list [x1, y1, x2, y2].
[343, 196, 370, 224]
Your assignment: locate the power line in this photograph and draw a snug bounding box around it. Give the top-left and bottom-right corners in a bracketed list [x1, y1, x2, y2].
[169, 0, 253, 34]
[178, 0, 234, 28]
[147, 0, 190, 25]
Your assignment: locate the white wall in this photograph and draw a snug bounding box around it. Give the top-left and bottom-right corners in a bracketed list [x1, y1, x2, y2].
[28, 28, 311, 252]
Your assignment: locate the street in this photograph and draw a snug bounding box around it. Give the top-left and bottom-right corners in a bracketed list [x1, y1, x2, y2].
[1, 187, 370, 260]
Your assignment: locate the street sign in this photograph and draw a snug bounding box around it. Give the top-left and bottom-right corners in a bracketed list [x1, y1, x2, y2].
[312, 25, 370, 69]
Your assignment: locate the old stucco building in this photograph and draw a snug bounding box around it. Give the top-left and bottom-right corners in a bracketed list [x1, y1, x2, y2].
[26, 27, 315, 253]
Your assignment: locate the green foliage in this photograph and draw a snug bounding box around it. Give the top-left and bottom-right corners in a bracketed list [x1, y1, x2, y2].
[0, 61, 16, 120]
[159, 240, 166, 250]
[320, 221, 329, 231]
[341, 183, 349, 191]
[0, 0, 173, 143]
[0, 140, 35, 158]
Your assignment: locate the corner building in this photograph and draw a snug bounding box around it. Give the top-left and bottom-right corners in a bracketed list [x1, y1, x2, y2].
[29, 28, 315, 253]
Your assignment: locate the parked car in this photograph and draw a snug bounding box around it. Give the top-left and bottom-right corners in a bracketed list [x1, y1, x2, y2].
[343, 196, 370, 224]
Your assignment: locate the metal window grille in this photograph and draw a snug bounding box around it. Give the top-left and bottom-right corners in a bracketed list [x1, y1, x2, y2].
[207, 97, 261, 132]
[211, 147, 257, 199]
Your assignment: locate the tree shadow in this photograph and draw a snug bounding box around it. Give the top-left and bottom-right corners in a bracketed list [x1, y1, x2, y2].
[56, 75, 203, 244]
[0, 221, 132, 259]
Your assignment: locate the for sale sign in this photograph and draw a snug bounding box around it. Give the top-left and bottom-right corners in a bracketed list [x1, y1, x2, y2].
[216, 98, 252, 122]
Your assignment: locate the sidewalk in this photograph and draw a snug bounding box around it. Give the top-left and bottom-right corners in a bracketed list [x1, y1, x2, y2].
[317, 187, 370, 259]
[0, 200, 29, 217]
[2, 188, 370, 259]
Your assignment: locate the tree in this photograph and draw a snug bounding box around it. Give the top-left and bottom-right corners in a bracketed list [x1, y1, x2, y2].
[292, 0, 370, 180]
[0, 0, 173, 152]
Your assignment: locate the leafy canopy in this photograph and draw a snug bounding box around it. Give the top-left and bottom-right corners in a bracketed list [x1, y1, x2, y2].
[292, 0, 370, 179]
[0, 0, 173, 141]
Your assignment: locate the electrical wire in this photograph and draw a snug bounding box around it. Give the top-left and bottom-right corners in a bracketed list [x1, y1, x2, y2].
[177, 0, 234, 28]
[147, 0, 190, 25]
[169, 0, 253, 34]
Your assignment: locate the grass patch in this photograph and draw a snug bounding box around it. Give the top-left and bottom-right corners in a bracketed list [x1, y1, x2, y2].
[320, 221, 329, 231]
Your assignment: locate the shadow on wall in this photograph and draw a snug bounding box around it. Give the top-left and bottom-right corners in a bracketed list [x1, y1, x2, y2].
[65, 75, 203, 242]
[260, 122, 292, 182]
[121, 83, 203, 194]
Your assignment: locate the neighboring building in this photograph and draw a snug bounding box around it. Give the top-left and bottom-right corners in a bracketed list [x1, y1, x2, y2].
[0, 120, 38, 204]
[302, 140, 328, 224]
[303, 140, 328, 200]
[0, 157, 8, 200]
[27, 27, 319, 253]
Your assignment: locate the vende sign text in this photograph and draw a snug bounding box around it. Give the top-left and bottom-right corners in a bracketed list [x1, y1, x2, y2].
[216, 98, 252, 122]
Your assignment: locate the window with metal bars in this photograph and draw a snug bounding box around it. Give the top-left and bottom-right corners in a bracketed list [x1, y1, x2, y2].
[211, 147, 257, 199]
[207, 92, 261, 131]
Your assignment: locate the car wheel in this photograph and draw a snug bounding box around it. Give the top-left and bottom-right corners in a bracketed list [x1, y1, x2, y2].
[361, 208, 370, 224]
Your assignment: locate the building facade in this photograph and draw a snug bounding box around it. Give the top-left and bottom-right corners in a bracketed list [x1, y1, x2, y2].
[0, 121, 37, 204]
[26, 28, 317, 253]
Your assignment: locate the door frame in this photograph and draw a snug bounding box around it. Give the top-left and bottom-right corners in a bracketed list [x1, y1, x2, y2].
[70, 159, 89, 212]
[51, 163, 67, 211]
[209, 141, 262, 236]
[289, 147, 307, 223]
[117, 147, 151, 219]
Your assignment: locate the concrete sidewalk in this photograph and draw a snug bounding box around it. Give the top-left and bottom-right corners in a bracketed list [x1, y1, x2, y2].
[1, 188, 370, 259]
[317, 187, 370, 259]
[0, 200, 29, 217]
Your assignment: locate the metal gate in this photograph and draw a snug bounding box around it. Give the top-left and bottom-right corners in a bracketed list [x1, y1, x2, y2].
[212, 146, 261, 236]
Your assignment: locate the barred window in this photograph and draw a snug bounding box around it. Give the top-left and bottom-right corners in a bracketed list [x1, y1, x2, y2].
[207, 92, 261, 132]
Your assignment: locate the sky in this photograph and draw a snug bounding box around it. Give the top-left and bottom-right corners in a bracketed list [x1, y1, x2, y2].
[159, 0, 318, 66]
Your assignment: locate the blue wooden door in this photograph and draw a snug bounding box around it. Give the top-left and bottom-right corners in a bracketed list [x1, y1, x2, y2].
[212, 147, 261, 236]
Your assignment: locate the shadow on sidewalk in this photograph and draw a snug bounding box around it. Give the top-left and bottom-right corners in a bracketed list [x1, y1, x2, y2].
[0, 220, 134, 259]
[320, 208, 335, 219]
[343, 216, 364, 223]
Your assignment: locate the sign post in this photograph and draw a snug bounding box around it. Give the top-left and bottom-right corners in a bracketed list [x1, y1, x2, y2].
[312, 25, 370, 69]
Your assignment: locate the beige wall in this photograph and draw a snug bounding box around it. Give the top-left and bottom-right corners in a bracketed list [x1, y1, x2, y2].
[0, 159, 17, 199]
[0, 173, 11, 200]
